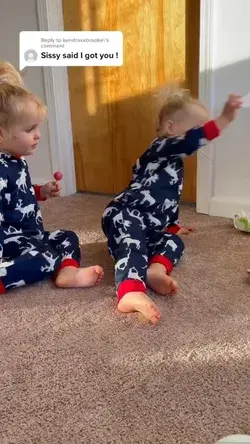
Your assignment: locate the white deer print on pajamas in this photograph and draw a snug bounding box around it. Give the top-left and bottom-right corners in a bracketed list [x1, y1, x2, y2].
[145, 161, 160, 175]
[102, 206, 117, 218]
[41, 251, 59, 273]
[156, 138, 168, 152]
[127, 209, 146, 230]
[130, 182, 142, 190]
[128, 267, 143, 281]
[123, 237, 141, 250]
[164, 164, 180, 185]
[178, 182, 183, 195]
[4, 226, 23, 236]
[4, 226, 28, 245]
[0, 178, 8, 193]
[114, 228, 130, 245]
[16, 168, 27, 192]
[113, 211, 131, 230]
[141, 255, 148, 269]
[36, 209, 43, 225]
[15, 200, 35, 221]
[142, 174, 159, 187]
[20, 242, 40, 256]
[140, 190, 156, 206]
[5, 193, 11, 205]
[48, 230, 61, 241]
[6, 280, 26, 289]
[116, 249, 132, 271]
[4, 235, 28, 246]
[34, 229, 44, 240]
[0, 157, 8, 168]
[61, 250, 75, 261]
[160, 198, 176, 212]
[0, 260, 14, 277]
[61, 238, 71, 250]
[147, 213, 161, 227]
[166, 239, 178, 252]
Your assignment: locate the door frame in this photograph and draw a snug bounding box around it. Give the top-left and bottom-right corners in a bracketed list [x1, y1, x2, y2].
[36, 0, 214, 214]
[36, 0, 76, 196]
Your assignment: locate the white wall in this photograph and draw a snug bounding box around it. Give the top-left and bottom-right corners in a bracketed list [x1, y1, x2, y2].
[0, 0, 53, 184]
[198, 0, 250, 218]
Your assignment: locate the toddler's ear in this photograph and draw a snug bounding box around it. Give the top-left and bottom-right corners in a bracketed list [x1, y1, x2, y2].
[164, 119, 174, 135]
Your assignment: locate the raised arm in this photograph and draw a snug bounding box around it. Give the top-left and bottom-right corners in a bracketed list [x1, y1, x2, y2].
[160, 94, 242, 157]
[168, 120, 220, 157]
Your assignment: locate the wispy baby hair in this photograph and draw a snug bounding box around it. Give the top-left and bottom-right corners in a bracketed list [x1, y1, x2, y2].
[0, 60, 24, 87]
[156, 84, 206, 131]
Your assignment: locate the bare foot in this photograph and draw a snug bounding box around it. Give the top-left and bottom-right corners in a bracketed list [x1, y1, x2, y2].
[56, 265, 104, 288]
[147, 263, 179, 295]
[117, 291, 161, 325]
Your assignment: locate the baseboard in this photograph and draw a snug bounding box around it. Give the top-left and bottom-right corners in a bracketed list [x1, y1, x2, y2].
[209, 195, 250, 218]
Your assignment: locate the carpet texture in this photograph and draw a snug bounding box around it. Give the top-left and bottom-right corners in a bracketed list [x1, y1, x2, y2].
[0, 193, 250, 444]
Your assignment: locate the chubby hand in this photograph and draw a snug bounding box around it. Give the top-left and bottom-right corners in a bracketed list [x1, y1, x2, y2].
[177, 226, 195, 235]
[222, 94, 242, 121]
[41, 180, 62, 199]
[217, 94, 242, 130]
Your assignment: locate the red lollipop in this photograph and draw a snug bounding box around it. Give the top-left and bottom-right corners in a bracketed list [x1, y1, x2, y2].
[54, 171, 63, 181]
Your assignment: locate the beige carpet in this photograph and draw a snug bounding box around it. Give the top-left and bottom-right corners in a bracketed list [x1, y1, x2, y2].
[0, 193, 250, 444]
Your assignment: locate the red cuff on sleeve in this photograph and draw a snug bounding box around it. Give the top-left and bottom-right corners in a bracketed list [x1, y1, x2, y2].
[33, 185, 46, 201]
[166, 224, 180, 234]
[203, 120, 220, 141]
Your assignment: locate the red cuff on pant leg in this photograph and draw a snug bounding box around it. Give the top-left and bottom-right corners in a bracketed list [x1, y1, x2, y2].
[59, 259, 80, 270]
[166, 224, 180, 234]
[117, 279, 146, 302]
[0, 279, 6, 294]
[149, 255, 173, 275]
[53, 258, 80, 281]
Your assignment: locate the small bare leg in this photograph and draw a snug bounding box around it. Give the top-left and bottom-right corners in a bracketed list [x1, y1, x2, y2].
[147, 263, 179, 295]
[56, 265, 104, 288]
[117, 291, 161, 325]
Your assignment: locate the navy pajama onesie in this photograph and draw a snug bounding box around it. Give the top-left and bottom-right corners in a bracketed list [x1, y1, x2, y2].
[0, 153, 80, 293]
[102, 120, 220, 300]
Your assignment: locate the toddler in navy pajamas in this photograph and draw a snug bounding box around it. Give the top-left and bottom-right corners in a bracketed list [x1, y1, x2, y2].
[102, 87, 242, 324]
[0, 61, 103, 293]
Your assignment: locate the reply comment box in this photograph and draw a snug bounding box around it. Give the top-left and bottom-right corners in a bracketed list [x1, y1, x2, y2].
[19, 31, 123, 70]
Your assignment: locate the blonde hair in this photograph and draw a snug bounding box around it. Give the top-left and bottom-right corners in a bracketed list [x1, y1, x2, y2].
[0, 60, 24, 87]
[156, 84, 207, 132]
[0, 60, 47, 130]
